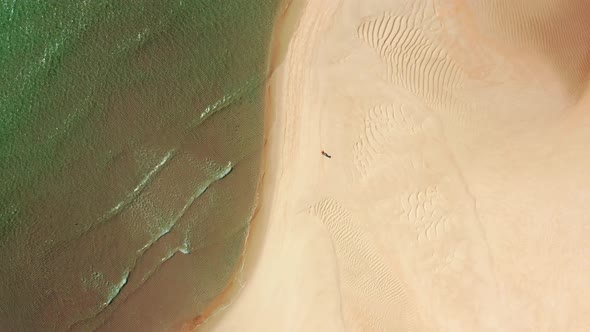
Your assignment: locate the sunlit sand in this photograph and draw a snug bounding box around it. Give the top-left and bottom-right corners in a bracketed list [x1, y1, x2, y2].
[204, 0, 590, 330]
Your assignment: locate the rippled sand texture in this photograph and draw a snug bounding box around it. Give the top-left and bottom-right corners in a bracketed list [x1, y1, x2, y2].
[208, 0, 590, 331]
[0, 1, 281, 331]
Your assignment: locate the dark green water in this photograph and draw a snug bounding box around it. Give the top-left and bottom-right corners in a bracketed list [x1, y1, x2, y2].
[0, 1, 281, 330]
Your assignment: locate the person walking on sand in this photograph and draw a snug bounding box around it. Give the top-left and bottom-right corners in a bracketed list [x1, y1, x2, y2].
[321, 150, 332, 158]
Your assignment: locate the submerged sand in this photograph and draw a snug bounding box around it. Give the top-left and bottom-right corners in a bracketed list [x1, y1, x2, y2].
[204, 0, 590, 331]
[0, 2, 282, 331]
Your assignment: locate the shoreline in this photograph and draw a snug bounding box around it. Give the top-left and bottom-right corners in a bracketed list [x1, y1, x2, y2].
[183, 1, 307, 330]
[194, 0, 590, 330]
[196, 0, 347, 329]
[235, 0, 307, 282]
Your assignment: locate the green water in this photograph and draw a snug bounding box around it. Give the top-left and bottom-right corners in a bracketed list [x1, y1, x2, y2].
[0, 0, 281, 330]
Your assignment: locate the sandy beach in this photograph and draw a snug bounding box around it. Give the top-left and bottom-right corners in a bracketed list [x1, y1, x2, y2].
[203, 0, 590, 331]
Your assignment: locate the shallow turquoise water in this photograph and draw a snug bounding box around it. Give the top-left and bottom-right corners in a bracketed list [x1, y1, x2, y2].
[0, 0, 281, 330]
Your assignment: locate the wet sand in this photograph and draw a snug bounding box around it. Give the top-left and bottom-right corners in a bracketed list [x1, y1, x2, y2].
[205, 0, 590, 331]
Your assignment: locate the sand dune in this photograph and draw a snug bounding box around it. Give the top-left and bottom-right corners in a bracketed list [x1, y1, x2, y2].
[202, 0, 590, 331]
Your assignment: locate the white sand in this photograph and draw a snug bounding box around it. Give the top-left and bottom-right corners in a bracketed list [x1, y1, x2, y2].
[204, 0, 590, 331]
